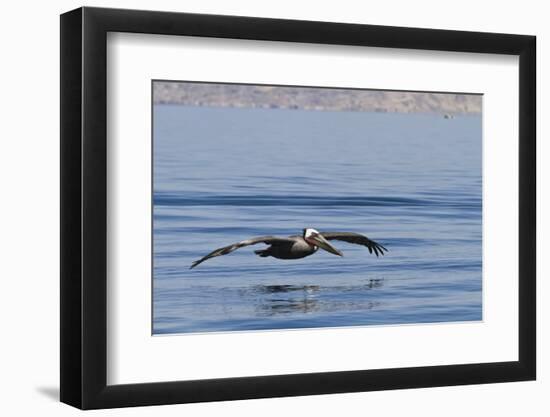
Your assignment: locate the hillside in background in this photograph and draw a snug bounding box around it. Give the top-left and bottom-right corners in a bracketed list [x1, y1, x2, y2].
[153, 81, 482, 114]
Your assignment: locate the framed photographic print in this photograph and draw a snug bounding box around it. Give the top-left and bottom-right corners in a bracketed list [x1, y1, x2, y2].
[60, 6, 536, 409]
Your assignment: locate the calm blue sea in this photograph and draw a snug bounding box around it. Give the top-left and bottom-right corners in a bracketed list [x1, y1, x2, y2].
[153, 104, 482, 334]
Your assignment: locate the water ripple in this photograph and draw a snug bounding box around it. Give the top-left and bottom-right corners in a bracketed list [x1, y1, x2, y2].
[154, 193, 481, 209]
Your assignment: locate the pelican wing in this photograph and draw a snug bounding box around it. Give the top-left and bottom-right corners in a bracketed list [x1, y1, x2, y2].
[319, 232, 388, 257]
[190, 236, 295, 269]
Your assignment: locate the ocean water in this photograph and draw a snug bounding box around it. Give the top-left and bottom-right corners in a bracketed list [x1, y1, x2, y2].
[153, 104, 482, 334]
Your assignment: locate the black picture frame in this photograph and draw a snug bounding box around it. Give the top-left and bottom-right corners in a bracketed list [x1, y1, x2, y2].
[60, 6, 536, 410]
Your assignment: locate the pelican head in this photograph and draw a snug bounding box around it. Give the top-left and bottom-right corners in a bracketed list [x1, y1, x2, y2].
[303, 228, 343, 257]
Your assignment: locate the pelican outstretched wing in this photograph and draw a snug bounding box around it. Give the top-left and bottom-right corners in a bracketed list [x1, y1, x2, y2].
[190, 236, 295, 269]
[319, 232, 388, 257]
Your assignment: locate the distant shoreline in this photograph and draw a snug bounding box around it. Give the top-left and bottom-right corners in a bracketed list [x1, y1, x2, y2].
[154, 102, 482, 118]
[153, 81, 482, 115]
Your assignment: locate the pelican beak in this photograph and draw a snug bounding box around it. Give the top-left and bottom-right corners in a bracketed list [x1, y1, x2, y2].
[311, 234, 343, 257]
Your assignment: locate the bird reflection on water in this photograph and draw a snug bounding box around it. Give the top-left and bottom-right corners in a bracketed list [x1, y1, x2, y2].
[242, 279, 384, 317]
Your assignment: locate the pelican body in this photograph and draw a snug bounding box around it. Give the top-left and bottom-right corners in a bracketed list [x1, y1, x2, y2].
[190, 228, 387, 269]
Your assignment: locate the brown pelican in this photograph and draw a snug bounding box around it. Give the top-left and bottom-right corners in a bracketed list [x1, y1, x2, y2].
[190, 228, 387, 269]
